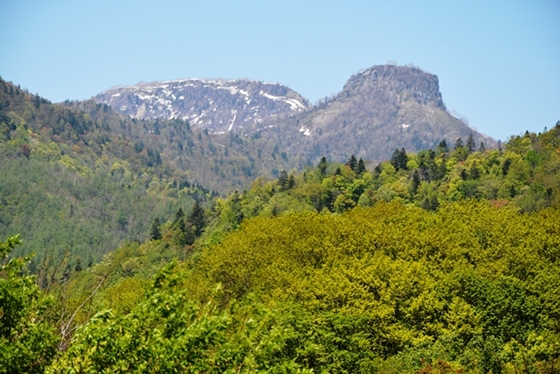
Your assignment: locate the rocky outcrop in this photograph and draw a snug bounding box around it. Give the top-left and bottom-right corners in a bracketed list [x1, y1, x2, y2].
[95, 79, 311, 134]
[96, 65, 496, 164]
[254, 64, 495, 162]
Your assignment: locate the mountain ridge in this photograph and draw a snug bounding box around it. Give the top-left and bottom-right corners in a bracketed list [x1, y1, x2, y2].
[94, 64, 495, 163]
[95, 78, 311, 134]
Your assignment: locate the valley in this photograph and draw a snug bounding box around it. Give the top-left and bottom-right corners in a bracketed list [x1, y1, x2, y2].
[1, 64, 559, 373]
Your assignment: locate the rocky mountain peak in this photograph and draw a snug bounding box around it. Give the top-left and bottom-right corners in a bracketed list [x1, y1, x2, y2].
[265, 64, 494, 162]
[342, 64, 445, 109]
[94, 78, 311, 134]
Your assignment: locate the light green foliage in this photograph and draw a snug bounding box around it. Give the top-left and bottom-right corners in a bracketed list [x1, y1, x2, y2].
[194, 201, 560, 372]
[50, 264, 313, 373]
[0, 235, 59, 373]
[4, 76, 560, 372]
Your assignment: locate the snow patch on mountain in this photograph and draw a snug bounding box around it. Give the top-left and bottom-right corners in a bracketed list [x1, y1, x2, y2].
[95, 78, 311, 134]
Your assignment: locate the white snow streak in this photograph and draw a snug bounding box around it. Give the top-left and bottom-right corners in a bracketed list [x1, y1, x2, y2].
[227, 110, 237, 132]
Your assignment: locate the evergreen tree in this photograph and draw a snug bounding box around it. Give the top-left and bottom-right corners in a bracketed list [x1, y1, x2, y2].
[454, 137, 464, 149]
[346, 155, 358, 171]
[479, 142, 486, 152]
[277, 170, 289, 191]
[411, 170, 421, 195]
[469, 162, 481, 180]
[466, 133, 476, 153]
[356, 158, 366, 175]
[150, 218, 162, 240]
[318, 157, 328, 177]
[390, 148, 408, 171]
[287, 175, 296, 190]
[74, 258, 82, 272]
[188, 201, 206, 237]
[173, 217, 195, 246]
[172, 208, 184, 227]
[437, 140, 449, 155]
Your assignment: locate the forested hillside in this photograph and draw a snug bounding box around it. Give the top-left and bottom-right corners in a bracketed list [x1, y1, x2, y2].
[0, 77, 303, 263]
[2, 119, 560, 372]
[204, 123, 560, 241]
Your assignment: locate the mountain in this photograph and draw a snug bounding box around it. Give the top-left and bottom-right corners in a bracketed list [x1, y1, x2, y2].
[96, 64, 495, 163]
[254, 64, 496, 162]
[0, 77, 304, 263]
[95, 79, 311, 134]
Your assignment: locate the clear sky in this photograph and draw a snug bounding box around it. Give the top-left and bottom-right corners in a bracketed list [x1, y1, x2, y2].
[1, 0, 558, 141]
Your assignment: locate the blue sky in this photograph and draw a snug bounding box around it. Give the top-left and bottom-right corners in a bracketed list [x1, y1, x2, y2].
[1, 0, 558, 141]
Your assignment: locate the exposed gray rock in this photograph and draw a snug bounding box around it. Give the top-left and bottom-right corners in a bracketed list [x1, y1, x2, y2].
[255, 64, 496, 162]
[95, 79, 311, 134]
[96, 65, 496, 164]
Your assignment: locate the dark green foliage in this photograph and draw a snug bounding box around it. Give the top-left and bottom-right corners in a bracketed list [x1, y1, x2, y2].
[74, 258, 82, 272]
[436, 139, 449, 155]
[318, 156, 328, 177]
[390, 148, 408, 171]
[173, 217, 195, 246]
[150, 218, 162, 240]
[466, 133, 476, 153]
[277, 170, 289, 191]
[172, 208, 184, 227]
[411, 170, 421, 195]
[188, 201, 206, 237]
[346, 154, 357, 171]
[356, 158, 366, 175]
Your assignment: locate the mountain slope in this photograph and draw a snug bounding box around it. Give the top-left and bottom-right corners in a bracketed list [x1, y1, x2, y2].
[257, 64, 496, 162]
[0, 77, 303, 264]
[95, 79, 311, 134]
[96, 65, 495, 163]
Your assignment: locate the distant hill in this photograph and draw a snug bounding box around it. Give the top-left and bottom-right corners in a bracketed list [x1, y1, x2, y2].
[252, 64, 496, 162]
[95, 79, 311, 134]
[0, 77, 302, 262]
[96, 64, 496, 163]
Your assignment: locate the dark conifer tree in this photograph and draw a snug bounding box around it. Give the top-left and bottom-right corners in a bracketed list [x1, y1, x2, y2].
[390, 148, 408, 171]
[188, 201, 206, 237]
[346, 155, 358, 171]
[466, 134, 476, 153]
[74, 258, 82, 272]
[174, 217, 195, 246]
[150, 218, 162, 240]
[278, 170, 289, 191]
[172, 208, 184, 227]
[318, 157, 328, 177]
[470, 163, 481, 180]
[357, 158, 366, 175]
[412, 170, 421, 195]
[287, 175, 296, 190]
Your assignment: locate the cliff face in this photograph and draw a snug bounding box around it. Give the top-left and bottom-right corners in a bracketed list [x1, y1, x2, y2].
[342, 65, 445, 108]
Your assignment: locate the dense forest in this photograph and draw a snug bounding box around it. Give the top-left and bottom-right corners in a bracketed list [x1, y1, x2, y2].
[0, 77, 304, 264]
[1, 76, 560, 372]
